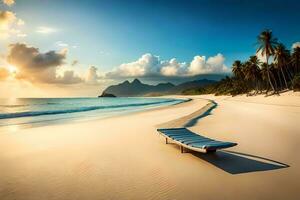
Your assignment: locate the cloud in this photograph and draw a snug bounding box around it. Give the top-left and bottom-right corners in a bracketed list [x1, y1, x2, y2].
[0, 11, 25, 39]
[108, 54, 158, 77]
[292, 42, 300, 49]
[86, 66, 102, 84]
[6, 43, 83, 84]
[7, 43, 66, 69]
[160, 58, 187, 76]
[56, 70, 83, 84]
[36, 26, 57, 34]
[16, 33, 26, 37]
[55, 41, 79, 50]
[106, 53, 229, 78]
[71, 60, 78, 66]
[256, 50, 266, 63]
[188, 54, 229, 75]
[2, 0, 14, 6]
[0, 11, 16, 25]
[17, 19, 24, 25]
[56, 41, 68, 47]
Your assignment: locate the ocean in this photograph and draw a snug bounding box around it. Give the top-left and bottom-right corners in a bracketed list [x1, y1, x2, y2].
[0, 97, 186, 129]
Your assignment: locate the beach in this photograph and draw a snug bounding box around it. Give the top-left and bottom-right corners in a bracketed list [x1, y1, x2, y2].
[1, 93, 300, 200]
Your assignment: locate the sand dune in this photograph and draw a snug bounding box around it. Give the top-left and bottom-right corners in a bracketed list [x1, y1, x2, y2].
[0, 93, 300, 200]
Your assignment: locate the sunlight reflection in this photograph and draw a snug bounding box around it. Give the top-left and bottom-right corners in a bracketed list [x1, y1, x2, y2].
[8, 65, 18, 77]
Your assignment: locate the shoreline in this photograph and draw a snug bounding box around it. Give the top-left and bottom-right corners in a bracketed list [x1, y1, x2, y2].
[0, 96, 191, 131]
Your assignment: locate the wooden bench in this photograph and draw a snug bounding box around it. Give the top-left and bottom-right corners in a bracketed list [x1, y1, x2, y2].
[157, 128, 237, 153]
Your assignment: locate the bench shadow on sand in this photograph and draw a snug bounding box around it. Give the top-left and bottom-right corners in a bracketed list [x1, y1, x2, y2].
[191, 150, 290, 175]
[180, 100, 290, 174]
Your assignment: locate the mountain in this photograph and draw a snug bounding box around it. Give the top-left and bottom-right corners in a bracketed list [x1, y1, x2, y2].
[168, 79, 216, 94]
[101, 79, 175, 97]
[100, 78, 216, 97]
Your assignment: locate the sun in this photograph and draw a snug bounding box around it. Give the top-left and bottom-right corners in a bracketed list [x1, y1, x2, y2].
[8, 65, 18, 73]
[7, 65, 18, 77]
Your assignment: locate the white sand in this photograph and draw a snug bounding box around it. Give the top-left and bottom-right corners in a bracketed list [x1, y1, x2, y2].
[0, 93, 300, 200]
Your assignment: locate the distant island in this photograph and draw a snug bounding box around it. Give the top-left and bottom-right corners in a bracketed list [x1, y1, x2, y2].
[100, 78, 216, 97]
[98, 92, 116, 98]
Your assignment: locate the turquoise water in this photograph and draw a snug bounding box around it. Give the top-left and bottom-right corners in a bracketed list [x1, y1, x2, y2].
[0, 97, 186, 129]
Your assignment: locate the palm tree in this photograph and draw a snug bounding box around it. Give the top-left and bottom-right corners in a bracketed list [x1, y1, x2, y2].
[232, 60, 243, 78]
[244, 56, 261, 93]
[256, 29, 278, 92]
[274, 43, 290, 89]
[291, 46, 300, 74]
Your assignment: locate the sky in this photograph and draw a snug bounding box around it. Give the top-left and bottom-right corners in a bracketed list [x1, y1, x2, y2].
[1, 0, 300, 97]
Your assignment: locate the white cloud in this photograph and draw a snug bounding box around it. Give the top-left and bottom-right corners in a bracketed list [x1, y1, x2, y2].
[160, 58, 187, 76]
[55, 41, 69, 47]
[292, 42, 300, 49]
[2, 0, 15, 6]
[36, 26, 57, 34]
[188, 53, 229, 75]
[17, 33, 27, 37]
[106, 53, 229, 78]
[256, 49, 276, 63]
[55, 42, 79, 50]
[0, 11, 26, 39]
[107, 53, 160, 77]
[86, 66, 102, 84]
[17, 19, 24, 26]
[188, 56, 206, 75]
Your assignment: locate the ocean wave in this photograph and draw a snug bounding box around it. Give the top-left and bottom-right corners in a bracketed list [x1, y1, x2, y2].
[0, 99, 181, 119]
[0, 105, 29, 108]
[0, 102, 60, 108]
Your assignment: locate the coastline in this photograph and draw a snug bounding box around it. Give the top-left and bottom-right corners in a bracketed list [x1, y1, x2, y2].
[1, 93, 300, 199]
[0, 97, 190, 130]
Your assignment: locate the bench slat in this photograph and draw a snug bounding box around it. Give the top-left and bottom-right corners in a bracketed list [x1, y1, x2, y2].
[157, 128, 237, 153]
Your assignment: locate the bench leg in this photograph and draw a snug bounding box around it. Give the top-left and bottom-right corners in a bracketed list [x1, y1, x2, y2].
[165, 138, 168, 144]
[180, 145, 184, 153]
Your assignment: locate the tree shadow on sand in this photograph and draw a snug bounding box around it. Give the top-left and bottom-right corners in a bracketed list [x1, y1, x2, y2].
[191, 150, 290, 174]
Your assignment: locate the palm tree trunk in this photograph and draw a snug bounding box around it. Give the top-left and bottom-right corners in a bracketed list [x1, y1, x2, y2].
[258, 80, 262, 93]
[285, 66, 294, 89]
[295, 62, 299, 75]
[271, 72, 279, 94]
[285, 65, 293, 81]
[265, 81, 270, 94]
[266, 54, 276, 92]
[277, 70, 283, 90]
[280, 68, 289, 89]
